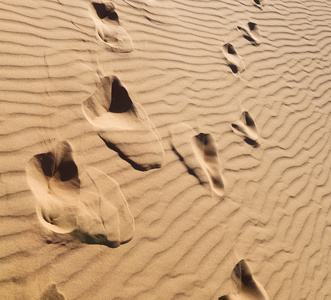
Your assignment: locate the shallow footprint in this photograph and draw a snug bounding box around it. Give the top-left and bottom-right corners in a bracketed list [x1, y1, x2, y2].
[82, 75, 164, 171]
[191, 133, 225, 197]
[170, 123, 224, 197]
[218, 260, 269, 300]
[231, 111, 259, 147]
[89, 1, 133, 52]
[237, 22, 261, 46]
[26, 140, 134, 248]
[77, 167, 135, 247]
[222, 43, 245, 75]
[26, 140, 80, 234]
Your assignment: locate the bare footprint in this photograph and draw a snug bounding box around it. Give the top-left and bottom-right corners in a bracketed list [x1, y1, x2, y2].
[41, 284, 65, 300]
[231, 111, 259, 147]
[89, 2, 133, 52]
[237, 22, 261, 46]
[82, 75, 164, 171]
[26, 140, 134, 248]
[218, 260, 269, 300]
[170, 123, 225, 197]
[222, 43, 245, 75]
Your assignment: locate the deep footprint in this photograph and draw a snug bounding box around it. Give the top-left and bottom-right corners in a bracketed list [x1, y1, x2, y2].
[170, 123, 224, 197]
[82, 75, 164, 171]
[26, 140, 80, 234]
[218, 260, 270, 300]
[26, 140, 134, 248]
[222, 43, 245, 75]
[231, 111, 259, 147]
[237, 22, 261, 46]
[89, 1, 133, 52]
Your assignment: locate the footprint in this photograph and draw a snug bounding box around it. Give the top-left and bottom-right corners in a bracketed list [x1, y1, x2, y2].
[82, 75, 164, 171]
[222, 43, 245, 75]
[231, 111, 259, 147]
[237, 22, 261, 46]
[170, 124, 225, 197]
[252, 0, 264, 9]
[26, 140, 134, 248]
[89, 2, 133, 52]
[41, 284, 65, 300]
[26, 140, 80, 234]
[218, 260, 270, 300]
[77, 167, 135, 247]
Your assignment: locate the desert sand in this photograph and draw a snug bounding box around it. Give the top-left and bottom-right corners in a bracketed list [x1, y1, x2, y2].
[0, 0, 331, 299]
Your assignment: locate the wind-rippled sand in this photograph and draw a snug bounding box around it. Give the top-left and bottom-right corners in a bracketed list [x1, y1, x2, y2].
[0, 0, 331, 299]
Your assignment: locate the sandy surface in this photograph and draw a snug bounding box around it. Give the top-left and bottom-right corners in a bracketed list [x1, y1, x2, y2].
[1, 0, 331, 299]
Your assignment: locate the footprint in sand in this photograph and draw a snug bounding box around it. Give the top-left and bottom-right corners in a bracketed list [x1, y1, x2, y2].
[26, 140, 134, 248]
[222, 43, 245, 75]
[237, 22, 261, 46]
[170, 123, 224, 197]
[89, 1, 133, 52]
[231, 111, 259, 147]
[82, 75, 164, 171]
[218, 260, 269, 300]
[41, 284, 65, 300]
[252, 0, 264, 10]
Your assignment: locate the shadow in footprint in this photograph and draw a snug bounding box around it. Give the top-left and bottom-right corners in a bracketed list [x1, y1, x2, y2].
[26, 141, 80, 234]
[222, 43, 245, 75]
[41, 284, 65, 300]
[218, 260, 269, 300]
[89, 1, 133, 52]
[231, 111, 259, 147]
[170, 123, 224, 197]
[252, 0, 264, 9]
[82, 75, 164, 171]
[237, 22, 261, 46]
[191, 133, 225, 197]
[26, 140, 134, 248]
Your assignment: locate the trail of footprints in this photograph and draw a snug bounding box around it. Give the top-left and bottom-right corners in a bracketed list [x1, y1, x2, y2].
[24, 0, 268, 297]
[223, 2, 263, 74]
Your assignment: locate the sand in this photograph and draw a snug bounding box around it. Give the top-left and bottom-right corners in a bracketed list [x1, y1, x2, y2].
[0, 0, 331, 299]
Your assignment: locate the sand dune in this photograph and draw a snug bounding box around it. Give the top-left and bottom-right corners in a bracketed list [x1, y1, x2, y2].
[1, 0, 331, 299]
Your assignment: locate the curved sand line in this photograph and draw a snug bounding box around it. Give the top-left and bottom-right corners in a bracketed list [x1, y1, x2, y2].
[89, 1, 133, 52]
[26, 140, 134, 247]
[170, 123, 224, 197]
[231, 111, 259, 147]
[237, 22, 261, 46]
[222, 43, 245, 75]
[218, 260, 269, 300]
[82, 75, 164, 171]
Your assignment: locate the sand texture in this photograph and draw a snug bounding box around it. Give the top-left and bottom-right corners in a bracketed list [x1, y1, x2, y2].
[0, 0, 331, 299]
